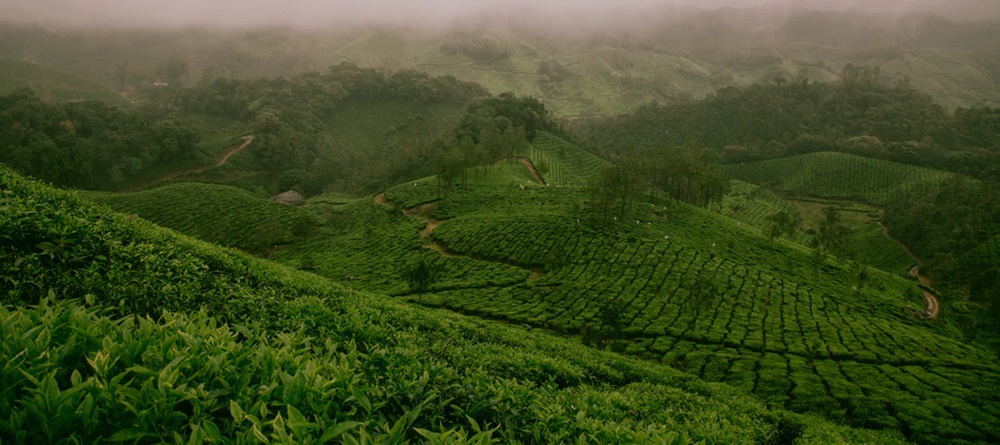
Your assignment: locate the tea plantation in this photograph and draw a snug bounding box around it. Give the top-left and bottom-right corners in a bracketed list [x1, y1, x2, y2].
[0, 165, 916, 444]
[68, 135, 1000, 443]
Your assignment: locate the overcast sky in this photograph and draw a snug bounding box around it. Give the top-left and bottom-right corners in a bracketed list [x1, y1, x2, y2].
[1, 0, 996, 28]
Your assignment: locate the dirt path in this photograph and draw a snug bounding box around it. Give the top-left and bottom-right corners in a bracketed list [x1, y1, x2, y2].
[878, 222, 940, 319]
[374, 194, 453, 256]
[496, 157, 546, 186]
[123, 135, 254, 192]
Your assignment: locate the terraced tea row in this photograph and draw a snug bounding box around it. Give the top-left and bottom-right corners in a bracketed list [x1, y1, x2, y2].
[10, 165, 909, 444]
[518, 131, 610, 186]
[397, 183, 999, 444]
[724, 151, 957, 206]
[87, 183, 319, 254]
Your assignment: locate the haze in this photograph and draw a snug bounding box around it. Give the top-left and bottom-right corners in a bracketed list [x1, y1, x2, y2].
[2, 0, 998, 29]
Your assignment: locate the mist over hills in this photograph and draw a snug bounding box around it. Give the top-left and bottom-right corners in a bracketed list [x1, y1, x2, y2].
[1, 4, 999, 115]
[2, 2, 1000, 443]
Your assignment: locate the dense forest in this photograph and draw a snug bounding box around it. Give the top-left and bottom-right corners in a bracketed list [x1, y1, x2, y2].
[0, 89, 199, 189]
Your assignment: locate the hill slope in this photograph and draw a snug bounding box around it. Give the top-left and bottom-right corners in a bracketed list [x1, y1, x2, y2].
[723, 152, 957, 206]
[0, 165, 914, 443]
[3, 7, 999, 117]
[73, 131, 1000, 443]
[86, 183, 320, 254]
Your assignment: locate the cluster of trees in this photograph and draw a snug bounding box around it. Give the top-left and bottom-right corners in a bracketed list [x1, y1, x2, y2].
[178, 63, 486, 119]
[882, 177, 1000, 348]
[885, 178, 1000, 283]
[569, 65, 1000, 181]
[435, 94, 547, 195]
[588, 143, 730, 223]
[0, 88, 199, 189]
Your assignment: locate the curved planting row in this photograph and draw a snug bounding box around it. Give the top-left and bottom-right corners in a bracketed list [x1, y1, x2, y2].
[274, 199, 529, 294]
[416, 185, 999, 444]
[523, 131, 611, 186]
[88, 183, 316, 253]
[724, 151, 956, 206]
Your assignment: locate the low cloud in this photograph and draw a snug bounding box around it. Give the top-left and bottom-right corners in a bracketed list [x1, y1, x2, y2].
[1, 0, 996, 29]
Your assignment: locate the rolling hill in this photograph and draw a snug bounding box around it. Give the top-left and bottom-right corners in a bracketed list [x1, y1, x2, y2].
[1, 161, 917, 444]
[0, 59, 126, 104]
[723, 152, 958, 207]
[3, 6, 999, 117]
[74, 129, 1000, 443]
[86, 182, 320, 255]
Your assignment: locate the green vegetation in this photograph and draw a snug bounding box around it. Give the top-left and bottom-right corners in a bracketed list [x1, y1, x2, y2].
[0, 60, 125, 104]
[570, 67, 1000, 182]
[724, 152, 956, 207]
[86, 183, 320, 255]
[2, 165, 917, 444]
[5, 8, 1000, 118]
[3, 18, 1000, 442]
[175, 63, 486, 196]
[0, 89, 201, 190]
[231, 139, 998, 444]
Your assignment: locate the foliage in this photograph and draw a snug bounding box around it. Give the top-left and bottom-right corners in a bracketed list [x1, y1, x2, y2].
[401, 258, 443, 301]
[0, 89, 200, 189]
[174, 63, 487, 196]
[0, 165, 913, 444]
[724, 151, 955, 207]
[357, 167, 1000, 445]
[569, 68, 1000, 180]
[86, 183, 320, 255]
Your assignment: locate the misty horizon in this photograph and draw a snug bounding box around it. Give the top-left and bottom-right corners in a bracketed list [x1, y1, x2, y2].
[1, 0, 998, 30]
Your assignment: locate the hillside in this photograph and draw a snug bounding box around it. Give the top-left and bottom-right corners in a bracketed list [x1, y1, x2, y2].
[0, 59, 125, 104]
[86, 183, 320, 255]
[723, 152, 957, 207]
[720, 180, 914, 276]
[71, 127, 1000, 443]
[371, 169, 1000, 445]
[0, 165, 917, 443]
[3, 7, 999, 117]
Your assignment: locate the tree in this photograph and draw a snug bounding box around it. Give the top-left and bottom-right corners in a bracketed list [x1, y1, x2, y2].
[809, 239, 828, 279]
[847, 261, 871, 295]
[158, 56, 190, 87]
[765, 209, 802, 242]
[588, 165, 634, 224]
[817, 206, 849, 257]
[401, 258, 441, 304]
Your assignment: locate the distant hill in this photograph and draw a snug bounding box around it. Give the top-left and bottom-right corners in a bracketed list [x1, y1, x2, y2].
[0, 59, 125, 104]
[723, 151, 957, 206]
[2, 7, 998, 116]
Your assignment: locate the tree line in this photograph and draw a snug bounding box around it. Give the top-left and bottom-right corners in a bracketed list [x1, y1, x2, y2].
[0, 88, 199, 189]
[568, 64, 1000, 182]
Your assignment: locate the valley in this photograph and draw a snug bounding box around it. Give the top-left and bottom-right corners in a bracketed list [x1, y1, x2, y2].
[2, 3, 1000, 444]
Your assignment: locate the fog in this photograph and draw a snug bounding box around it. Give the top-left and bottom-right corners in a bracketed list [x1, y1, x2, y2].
[1, 0, 997, 30]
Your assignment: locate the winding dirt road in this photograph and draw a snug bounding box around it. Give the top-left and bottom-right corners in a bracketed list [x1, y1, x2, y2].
[374, 194, 452, 256]
[123, 135, 255, 192]
[879, 222, 940, 319]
